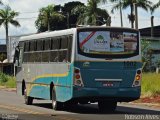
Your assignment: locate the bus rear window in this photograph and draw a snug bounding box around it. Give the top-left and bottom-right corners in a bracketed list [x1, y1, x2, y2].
[78, 31, 139, 58]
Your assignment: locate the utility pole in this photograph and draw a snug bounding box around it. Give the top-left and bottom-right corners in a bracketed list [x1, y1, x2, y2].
[120, 0, 123, 27]
[135, 3, 138, 29]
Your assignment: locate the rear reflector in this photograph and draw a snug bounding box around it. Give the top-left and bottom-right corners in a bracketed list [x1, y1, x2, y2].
[75, 69, 80, 73]
[75, 75, 80, 79]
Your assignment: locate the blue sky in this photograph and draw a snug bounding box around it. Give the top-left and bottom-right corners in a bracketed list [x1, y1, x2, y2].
[0, 0, 160, 44]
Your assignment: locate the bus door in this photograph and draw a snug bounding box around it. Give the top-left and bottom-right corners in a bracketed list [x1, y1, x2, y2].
[14, 45, 23, 77]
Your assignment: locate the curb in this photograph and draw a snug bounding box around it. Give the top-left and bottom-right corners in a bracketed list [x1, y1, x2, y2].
[128, 102, 160, 108]
[0, 86, 16, 92]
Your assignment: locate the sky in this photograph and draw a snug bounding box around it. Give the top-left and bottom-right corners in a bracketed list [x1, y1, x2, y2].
[0, 0, 160, 44]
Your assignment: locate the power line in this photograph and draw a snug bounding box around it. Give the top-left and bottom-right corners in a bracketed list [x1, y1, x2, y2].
[15, 17, 37, 20]
[99, 2, 118, 8]
[19, 11, 38, 14]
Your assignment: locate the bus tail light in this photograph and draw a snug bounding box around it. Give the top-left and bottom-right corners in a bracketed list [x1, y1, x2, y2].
[132, 69, 142, 87]
[74, 68, 84, 87]
[136, 75, 141, 81]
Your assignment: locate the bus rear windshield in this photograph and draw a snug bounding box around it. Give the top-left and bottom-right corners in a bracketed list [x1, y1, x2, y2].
[78, 30, 139, 58]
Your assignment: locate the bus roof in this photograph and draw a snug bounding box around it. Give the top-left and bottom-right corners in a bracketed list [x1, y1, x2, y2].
[19, 26, 139, 42]
[20, 28, 77, 42]
[77, 26, 139, 32]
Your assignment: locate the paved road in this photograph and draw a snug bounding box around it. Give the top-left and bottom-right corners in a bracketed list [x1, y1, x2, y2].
[0, 90, 160, 120]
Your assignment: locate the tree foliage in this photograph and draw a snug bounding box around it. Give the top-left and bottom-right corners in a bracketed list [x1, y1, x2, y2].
[35, 4, 65, 32]
[110, 0, 153, 28]
[141, 39, 156, 72]
[72, 0, 110, 26]
[63, 1, 85, 28]
[0, 0, 3, 5]
[150, 0, 160, 14]
[35, 2, 85, 32]
[0, 5, 20, 60]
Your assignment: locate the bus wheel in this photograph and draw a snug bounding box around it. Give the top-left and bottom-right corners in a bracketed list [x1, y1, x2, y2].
[98, 101, 117, 112]
[52, 88, 63, 110]
[24, 88, 33, 105]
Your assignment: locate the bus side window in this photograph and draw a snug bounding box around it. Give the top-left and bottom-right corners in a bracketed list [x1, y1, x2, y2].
[67, 35, 73, 62]
[51, 37, 60, 50]
[23, 41, 29, 63]
[29, 41, 35, 62]
[37, 40, 43, 51]
[19, 47, 23, 66]
[44, 38, 51, 50]
[36, 40, 43, 62]
[42, 38, 50, 62]
[24, 41, 29, 52]
[50, 37, 59, 62]
[59, 50, 67, 62]
[61, 36, 68, 49]
[50, 51, 58, 62]
[30, 41, 35, 51]
[59, 36, 68, 62]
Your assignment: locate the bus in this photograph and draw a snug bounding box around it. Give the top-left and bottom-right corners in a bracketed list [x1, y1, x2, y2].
[14, 26, 142, 111]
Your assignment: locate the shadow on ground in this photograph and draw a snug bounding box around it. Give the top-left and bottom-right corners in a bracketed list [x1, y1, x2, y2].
[32, 102, 160, 115]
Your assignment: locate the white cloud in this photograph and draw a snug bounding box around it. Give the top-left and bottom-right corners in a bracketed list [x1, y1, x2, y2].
[0, 0, 160, 41]
[0, 0, 88, 40]
[1, 0, 9, 5]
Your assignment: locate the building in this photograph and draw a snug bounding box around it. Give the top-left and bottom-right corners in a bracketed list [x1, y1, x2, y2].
[0, 34, 33, 74]
[0, 39, 16, 74]
[0, 45, 7, 56]
[139, 25, 160, 70]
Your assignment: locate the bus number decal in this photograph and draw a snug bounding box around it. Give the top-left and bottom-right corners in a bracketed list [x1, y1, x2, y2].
[124, 61, 136, 68]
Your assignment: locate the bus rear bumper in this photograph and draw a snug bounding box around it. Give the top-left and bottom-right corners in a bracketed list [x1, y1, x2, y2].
[73, 86, 141, 102]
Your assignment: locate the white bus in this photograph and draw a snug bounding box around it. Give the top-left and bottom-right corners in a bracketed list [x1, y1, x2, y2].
[15, 26, 142, 111]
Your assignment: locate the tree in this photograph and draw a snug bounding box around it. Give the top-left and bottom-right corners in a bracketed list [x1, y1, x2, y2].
[0, 5, 20, 61]
[0, 1, 2, 4]
[35, 4, 65, 32]
[63, 1, 85, 28]
[72, 0, 110, 26]
[150, 0, 160, 14]
[110, 0, 152, 28]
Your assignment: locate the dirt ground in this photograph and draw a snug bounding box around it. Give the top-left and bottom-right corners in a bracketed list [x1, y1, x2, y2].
[134, 95, 160, 104]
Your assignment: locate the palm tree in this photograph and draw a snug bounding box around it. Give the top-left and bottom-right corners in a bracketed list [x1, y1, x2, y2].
[39, 5, 54, 31]
[110, 0, 153, 28]
[0, 5, 20, 61]
[72, 0, 110, 26]
[35, 4, 65, 31]
[150, 0, 160, 14]
[0, 0, 3, 4]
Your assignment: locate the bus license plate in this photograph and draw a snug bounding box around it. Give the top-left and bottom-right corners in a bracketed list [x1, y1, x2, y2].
[103, 82, 114, 87]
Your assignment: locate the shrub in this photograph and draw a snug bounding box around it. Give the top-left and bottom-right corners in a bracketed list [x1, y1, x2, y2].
[0, 72, 8, 83]
[0, 72, 16, 88]
[142, 73, 160, 97]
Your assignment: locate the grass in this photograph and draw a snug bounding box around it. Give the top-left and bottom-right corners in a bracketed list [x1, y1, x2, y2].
[142, 73, 160, 97]
[0, 72, 16, 88]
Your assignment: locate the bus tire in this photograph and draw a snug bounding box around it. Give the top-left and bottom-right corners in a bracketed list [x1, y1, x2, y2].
[52, 88, 63, 110]
[24, 87, 33, 105]
[98, 101, 117, 112]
